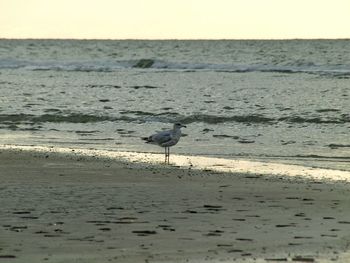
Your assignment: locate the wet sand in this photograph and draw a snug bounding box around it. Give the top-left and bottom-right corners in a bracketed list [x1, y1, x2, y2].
[1, 148, 350, 262]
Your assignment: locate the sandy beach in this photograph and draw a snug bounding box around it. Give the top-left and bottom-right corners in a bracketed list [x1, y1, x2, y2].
[1, 148, 350, 263]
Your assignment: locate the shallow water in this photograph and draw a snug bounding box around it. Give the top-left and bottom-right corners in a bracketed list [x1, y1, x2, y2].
[0, 40, 349, 171]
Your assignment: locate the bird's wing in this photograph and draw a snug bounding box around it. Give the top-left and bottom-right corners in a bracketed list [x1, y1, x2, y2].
[151, 130, 173, 144]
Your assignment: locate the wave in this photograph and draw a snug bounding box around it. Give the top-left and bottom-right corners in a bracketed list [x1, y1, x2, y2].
[179, 114, 275, 124]
[179, 114, 349, 125]
[0, 113, 115, 123]
[0, 112, 349, 126]
[278, 115, 350, 124]
[1, 58, 350, 76]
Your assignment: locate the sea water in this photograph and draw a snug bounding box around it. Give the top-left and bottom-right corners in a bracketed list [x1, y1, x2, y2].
[0, 39, 349, 171]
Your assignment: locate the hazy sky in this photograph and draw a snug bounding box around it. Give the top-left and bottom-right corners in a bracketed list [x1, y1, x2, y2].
[1, 0, 350, 39]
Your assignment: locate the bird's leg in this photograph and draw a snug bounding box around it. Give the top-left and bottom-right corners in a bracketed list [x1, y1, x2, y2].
[164, 147, 167, 163]
[168, 147, 170, 164]
[164, 147, 170, 164]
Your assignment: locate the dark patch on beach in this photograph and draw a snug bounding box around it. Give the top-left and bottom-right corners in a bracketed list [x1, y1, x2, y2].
[244, 175, 261, 179]
[203, 205, 225, 212]
[67, 236, 97, 242]
[281, 140, 296, 145]
[133, 59, 154, 68]
[245, 215, 260, 218]
[217, 244, 232, 247]
[302, 198, 314, 201]
[21, 216, 39, 219]
[131, 85, 160, 90]
[161, 107, 173, 111]
[157, 225, 175, 231]
[294, 236, 313, 239]
[0, 255, 16, 259]
[232, 197, 245, 200]
[204, 230, 224, 237]
[86, 84, 121, 89]
[316, 109, 340, 113]
[183, 210, 198, 214]
[202, 128, 214, 133]
[275, 224, 296, 228]
[86, 220, 111, 224]
[35, 231, 49, 234]
[238, 139, 255, 144]
[338, 221, 350, 224]
[106, 206, 124, 210]
[328, 144, 350, 149]
[236, 238, 254, 242]
[12, 211, 31, 215]
[53, 229, 68, 234]
[99, 228, 111, 232]
[295, 213, 306, 217]
[223, 106, 235, 110]
[213, 134, 239, 139]
[132, 230, 157, 236]
[292, 256, 315, 262]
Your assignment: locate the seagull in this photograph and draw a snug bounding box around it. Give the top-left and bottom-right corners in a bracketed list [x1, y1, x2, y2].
[142, 123, 186, 164]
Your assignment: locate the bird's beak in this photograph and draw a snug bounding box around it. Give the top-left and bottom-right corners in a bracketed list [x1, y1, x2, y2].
[182, 124, 187, 128]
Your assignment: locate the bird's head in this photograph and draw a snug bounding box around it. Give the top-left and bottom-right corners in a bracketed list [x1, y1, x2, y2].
[173, 123, 186, 129]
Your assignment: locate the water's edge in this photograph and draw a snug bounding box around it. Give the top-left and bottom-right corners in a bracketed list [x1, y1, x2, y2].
[1, 144, 349, 182]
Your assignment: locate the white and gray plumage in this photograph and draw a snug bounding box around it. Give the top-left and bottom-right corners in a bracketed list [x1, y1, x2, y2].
[142, 123, 186, 164]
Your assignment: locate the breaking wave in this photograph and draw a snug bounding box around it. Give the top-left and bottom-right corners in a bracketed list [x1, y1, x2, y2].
[1, 112, 348, 126]
[1, 58, 349, 77]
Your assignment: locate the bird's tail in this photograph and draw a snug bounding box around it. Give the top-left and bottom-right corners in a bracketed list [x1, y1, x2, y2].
[141, 137, 152, 143]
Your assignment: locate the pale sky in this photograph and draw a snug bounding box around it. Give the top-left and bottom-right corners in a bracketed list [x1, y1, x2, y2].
[1, 0, 350, 39]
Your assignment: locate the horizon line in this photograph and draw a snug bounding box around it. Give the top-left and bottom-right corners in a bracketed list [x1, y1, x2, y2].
[1, 37, 350, 41]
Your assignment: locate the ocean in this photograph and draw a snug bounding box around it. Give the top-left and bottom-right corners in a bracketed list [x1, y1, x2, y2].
[0, 39, 349, 171]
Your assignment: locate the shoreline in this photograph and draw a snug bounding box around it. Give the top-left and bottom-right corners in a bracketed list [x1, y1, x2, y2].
[1, 146, 350, 262]
[1, 144, 350, 182]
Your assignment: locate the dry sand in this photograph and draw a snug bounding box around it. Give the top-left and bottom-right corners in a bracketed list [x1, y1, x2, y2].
[1, 148, 350, 262]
